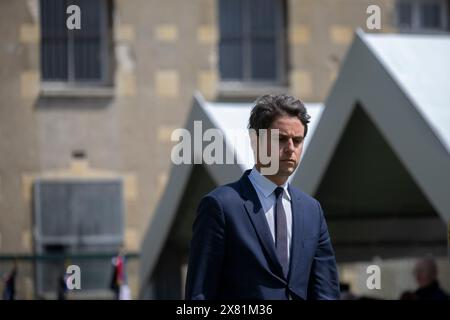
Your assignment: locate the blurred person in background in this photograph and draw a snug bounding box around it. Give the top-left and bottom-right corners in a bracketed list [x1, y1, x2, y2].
[2, 260, 18, 300]
[110, 247, 131, 300]
[339, 282, 357, 300]
[412, 256, 448, 300]
[57, 260, 70, 300]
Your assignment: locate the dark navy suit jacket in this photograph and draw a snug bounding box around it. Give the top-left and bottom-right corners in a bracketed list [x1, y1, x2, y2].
[185, 170, 340, 300]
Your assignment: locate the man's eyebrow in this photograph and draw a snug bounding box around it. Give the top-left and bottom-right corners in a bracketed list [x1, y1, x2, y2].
[278, 133, 304, 139]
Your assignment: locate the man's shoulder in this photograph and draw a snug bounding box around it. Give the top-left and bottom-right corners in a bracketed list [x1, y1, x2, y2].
[203, 179, 243, 203]
[289, 184, 319, 206]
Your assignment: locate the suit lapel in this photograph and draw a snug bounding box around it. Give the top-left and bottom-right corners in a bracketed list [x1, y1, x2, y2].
[287, 185, 305, 282]
[240, 171, 285, 279]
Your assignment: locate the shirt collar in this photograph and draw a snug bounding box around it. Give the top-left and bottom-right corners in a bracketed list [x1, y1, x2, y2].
[249, 166, 291, 200]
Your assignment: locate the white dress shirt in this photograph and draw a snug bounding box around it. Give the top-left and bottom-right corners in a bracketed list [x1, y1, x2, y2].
[247, 166, 293, 261]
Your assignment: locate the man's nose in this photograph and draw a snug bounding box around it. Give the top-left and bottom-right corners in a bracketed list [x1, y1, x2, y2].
[285, 138, 295, 152]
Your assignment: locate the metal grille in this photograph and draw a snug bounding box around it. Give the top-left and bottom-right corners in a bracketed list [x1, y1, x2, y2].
[33, 179, 124, 295]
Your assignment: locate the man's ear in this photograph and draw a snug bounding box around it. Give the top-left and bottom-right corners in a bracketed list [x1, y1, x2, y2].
[249, 129, 257, 150]
[248, 128, 258, 160]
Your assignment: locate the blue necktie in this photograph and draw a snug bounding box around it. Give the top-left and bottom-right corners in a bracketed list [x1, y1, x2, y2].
[274, 187, 288, 277]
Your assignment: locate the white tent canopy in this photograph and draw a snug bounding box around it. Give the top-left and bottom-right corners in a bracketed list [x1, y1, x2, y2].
[139, 30, 450, 297]
[294, 30, 450, 223]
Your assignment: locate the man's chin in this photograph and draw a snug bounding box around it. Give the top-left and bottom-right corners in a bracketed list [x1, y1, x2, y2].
[259, 162, 297, 176]
[278, 165, 296, 177]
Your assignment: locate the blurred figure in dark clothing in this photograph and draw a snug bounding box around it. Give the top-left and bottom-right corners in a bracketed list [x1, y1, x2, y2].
[412, 256, 448, 300]
[2, 261, 18, 300]
[57, 273, 68, 300]
[399, 290, 417, 300]
[340, 282, 357, 300]
[110, 258, 120, 300]
[57, 260, 70, 300]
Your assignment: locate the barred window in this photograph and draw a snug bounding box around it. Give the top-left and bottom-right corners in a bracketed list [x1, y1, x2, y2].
[396, 0, 448, 32]
[40, 0, 111, 84]
[219, 0, 287, 84]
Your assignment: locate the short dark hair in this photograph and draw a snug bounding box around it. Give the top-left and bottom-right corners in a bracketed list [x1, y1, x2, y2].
[248, 94, 311, 137]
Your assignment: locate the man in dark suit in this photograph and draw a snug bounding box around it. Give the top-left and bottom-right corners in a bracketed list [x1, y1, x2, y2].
[185, 94, 340, 300]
